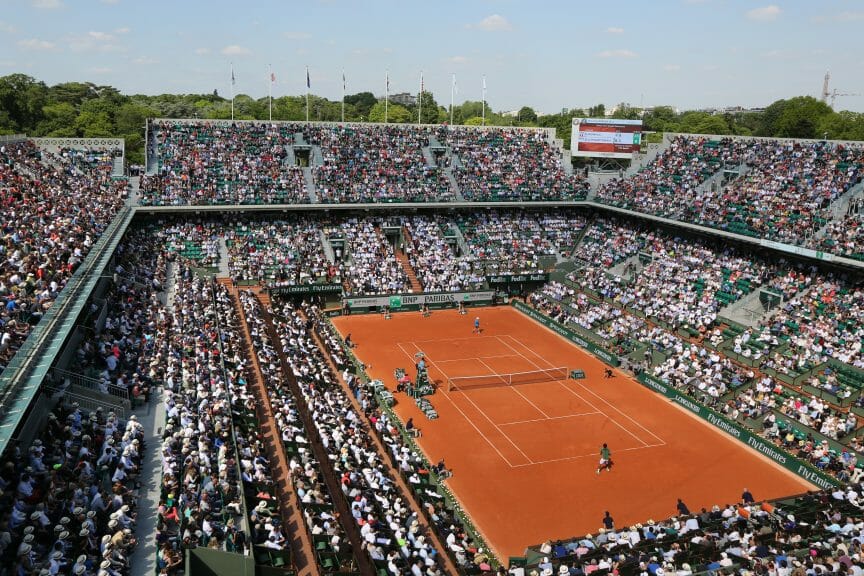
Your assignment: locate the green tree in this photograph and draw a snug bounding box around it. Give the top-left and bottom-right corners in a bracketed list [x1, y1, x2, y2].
[587, 103, 606, 118]
[48, 82, 99, 107]
[756, 99, 787, 136]
[368, 101, 411, 123]
[610, 103, 640, 120]
[114, 102, 156, 136]
[642, 106, 678, 132]
[539, 112, 575, 148]
[38, 102, 78, 136]
[417, 91, 439, 124]
[0, 74, 48, 132]
[517, 106, 538, 125]
[344, 92, 377, 119]
[271, 96, 307, 121]
[74, 109, 113, 137]
[692, 114, 732, 135]
[772, 96, 833, 139]
[818, 111, 864, 141]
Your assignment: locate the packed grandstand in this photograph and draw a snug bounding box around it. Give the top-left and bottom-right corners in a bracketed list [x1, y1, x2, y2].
[3, 121, 864, 576]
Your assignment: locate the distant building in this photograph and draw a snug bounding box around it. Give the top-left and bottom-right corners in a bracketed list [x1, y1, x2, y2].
[390, 92, 417, 107]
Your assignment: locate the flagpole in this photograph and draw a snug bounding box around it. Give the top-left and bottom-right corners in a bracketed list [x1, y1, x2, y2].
[268, 64, 273, 122]
[230, 62, 235, 121]
[305, 65, 310, 122]
[418, 71, 423, 126]
[481, 75, 486, 127]
[385, 71, 389, 124]
[341, 70, 345, 123]
[450, 73, 455, 125]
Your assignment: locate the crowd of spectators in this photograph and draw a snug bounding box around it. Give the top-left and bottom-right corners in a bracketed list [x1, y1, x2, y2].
[573, 218, 648, 268]
[775, 394, 857, 440]
[0, 401, 144, 576]
[0, 226, 164, 576]
[255, 295, 448, 574]
[596, 136, 864, 246]
[571, 235, 771, 332]
[162, 222, 221, 268]
[307, 125, 453, 203]
[0, 140, 126, 377]
[528, 485, 864, 576]
[596, 136, 749, 214]
[707, 141, 864, 243]
[142, 121, 308, 205]
[334, 219, 410, 295]
[813, 208, 864, 261]
[308, 305, 493, 571]
[759, 278, 864, 371]
[142, 121, 597, 205]
[155, 270, 247, 558]
[438, 127, 589, 201]
[237, 291, 351, 566]
[226, 218, 339, 286]
[651, 335, 756, 402]
[458, 212, 586, 275]
[404, 216, 485, 292]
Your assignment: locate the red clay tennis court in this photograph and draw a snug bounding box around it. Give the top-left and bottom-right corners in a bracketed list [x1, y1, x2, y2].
[333, 306, 813, 560]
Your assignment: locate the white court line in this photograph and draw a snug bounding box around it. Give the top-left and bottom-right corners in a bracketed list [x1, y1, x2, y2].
[394, 342, 519, 468]
[409, 341, 535, 466]
[475, 357, 551, 420]
[502, 334, 667, 446]
[433, 354, 524, 364]
[495, 334, 650, 448]
[510, 443, 667, 468]
[499, 411, 601, 426]
[408, 335, 507, 346]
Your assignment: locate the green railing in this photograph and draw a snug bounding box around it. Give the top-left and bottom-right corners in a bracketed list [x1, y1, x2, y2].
[0, 206, 133, 453]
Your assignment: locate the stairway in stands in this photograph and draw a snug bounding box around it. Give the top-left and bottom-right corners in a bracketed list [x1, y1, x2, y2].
[397, 226, 423, 293]
[216, 277, 272, 308]
[219, 282, 318, 576]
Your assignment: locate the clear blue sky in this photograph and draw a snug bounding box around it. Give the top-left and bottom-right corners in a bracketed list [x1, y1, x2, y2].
[1, 0, 862, 114]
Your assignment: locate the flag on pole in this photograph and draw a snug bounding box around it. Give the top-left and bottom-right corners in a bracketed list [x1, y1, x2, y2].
[385, 70, 390, 124]
[420, 72, 424, 94]
[342, 71, 346, 91]
[268, 64, 274, 122]
[450, 74, 457, 125]
[306, 66, 311, 89]
[230, 63, 236, 121]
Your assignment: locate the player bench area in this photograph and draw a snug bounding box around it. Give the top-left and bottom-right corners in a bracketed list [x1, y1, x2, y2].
[396, 334, 666, 469]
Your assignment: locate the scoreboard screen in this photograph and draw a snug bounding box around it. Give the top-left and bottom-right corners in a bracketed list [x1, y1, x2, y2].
[571, 118, 642, 159]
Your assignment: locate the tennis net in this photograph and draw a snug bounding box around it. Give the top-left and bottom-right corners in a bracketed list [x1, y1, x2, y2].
[447, 366, 569, 392]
